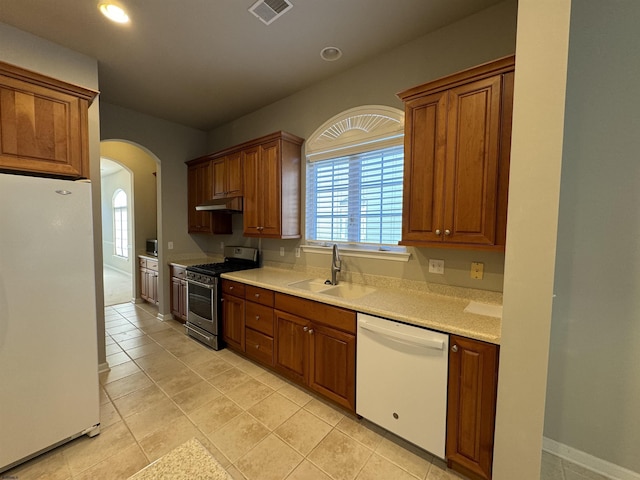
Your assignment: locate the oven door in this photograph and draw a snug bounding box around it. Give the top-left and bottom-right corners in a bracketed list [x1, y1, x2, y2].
[186, 278, 219, 334]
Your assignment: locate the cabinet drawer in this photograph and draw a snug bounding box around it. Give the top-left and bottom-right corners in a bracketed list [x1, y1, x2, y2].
[146, 259, 158, 271]
[245, 302, 274, 336]
[245, 328, 274, 366]
[170, 265, 186, 279]
[222, 280, 246, 297]
[139, 257, 147, 268]
[275, 293, 356, 334]
[245, 285, 274, 307]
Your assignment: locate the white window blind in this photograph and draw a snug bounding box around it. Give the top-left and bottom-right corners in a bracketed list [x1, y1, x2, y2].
[306, 145, 404, 245]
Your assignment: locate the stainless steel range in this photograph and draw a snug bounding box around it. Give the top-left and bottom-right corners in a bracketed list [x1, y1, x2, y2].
[185, 246, 258, 349]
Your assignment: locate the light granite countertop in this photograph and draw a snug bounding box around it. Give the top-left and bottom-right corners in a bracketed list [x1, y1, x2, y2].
[221, 267, 502, 344]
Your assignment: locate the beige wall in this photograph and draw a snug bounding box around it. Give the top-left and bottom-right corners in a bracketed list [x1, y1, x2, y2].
[204, 0, 519, 293]
[0, 22, 106, 366]
[544, 0, 640, 473]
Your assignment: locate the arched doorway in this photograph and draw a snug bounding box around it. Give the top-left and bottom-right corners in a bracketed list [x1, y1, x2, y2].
[100, 140, 160, 307]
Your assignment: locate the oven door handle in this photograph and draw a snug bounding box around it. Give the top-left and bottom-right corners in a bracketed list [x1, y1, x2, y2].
[186, 278, 216, 289]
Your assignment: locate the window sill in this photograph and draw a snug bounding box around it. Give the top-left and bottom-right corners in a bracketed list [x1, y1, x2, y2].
[300, 243, 411, 262]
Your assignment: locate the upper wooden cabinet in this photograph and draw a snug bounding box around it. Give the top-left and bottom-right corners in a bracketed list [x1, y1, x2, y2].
[212, 150, 243, 197]
[243, 132, 303, 239]
[398, 56, 514, 250]
[0, 61, 98, 179]
[186, 158, 232, 234]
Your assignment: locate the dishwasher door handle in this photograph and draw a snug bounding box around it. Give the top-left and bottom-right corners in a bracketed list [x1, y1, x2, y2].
[359, 321, 445, 350]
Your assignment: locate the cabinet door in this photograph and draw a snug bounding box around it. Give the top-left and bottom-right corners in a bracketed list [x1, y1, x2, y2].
[140, 268, 149, 300]
[180, 279, 188, 320]
[259, 140, 282, 237]
[187, 161, 212, 233]
[150, 270, 159, 305]
[446, 335, 499, 480]
[443, 75, 502, 246]
[212, 157, 226, 197]
[274, 310, 308, 384]
[308, 323, 356, 411]
[171, 277, 181, 316]
[226, 151, 243, 197]
[222, 294, 245, 351]
[242, 146, 261, 235]
[401, 91, 447, 244]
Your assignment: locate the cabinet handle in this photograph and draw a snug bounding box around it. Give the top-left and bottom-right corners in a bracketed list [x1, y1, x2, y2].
[445, 229, 451, 236]
[451, 344, 458, 352]
[255, 344, 260, 349]
[255, 315, 260, 320]
[254, 293, 260, 298]
[229, 286, 234, 290]
[303, 326, 309, 332]
[308, 329, 314, 335]
[435, 229, 441, 235]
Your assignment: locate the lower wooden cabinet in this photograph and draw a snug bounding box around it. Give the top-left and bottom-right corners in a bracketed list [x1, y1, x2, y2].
[169, 265, 187, 322]
[446, 335, 499, 480]
[139, 256, 158, 305]
[222, 287, 246, 351]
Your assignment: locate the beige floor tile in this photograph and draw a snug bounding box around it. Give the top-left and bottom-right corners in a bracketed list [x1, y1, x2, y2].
[138, 415, 204, 462]
[188, 395, 243, 436]
[116, 335, 155, 350]
[427, 458, 465, 480]
[278, 382, 313, 407]
[62, 421, 137, 476]
[233, 356, 269, 376]
[254, 370, 290, 390]
[125, 341, 165, 359]
[99, 360, 142, 385]
[376, 433, 433, 480]
[274, 409, 332, 456]
[287, 460, 333, 480]
[209, 412, 270, 463]
[110, 328, 147, 343]
[248, 392, 300, 431]
[189, 355, 234, 379]
[134, 352, 186, 382]
[73, 443, 148, 480]
[4, 448, 71, 480]
[104, 334, 117, 345]
[209, 367, 252, 393]
[138, 321, 173, 334]
[105, 342, 123, 356]
[307, 429, 373, 480]
[356, 453, 421, 480]
[540, 451, 564, 480]
[304, 398, 345, 426]
[103, 371, 153, 400]
[100, 400, 121, 428]
[563, 463, 611, 480]
[124, 398, 184, 441]
[164, 337, 206, 357]
[106, 350, 131, 367]
[155, 368, 203, 396]
[99, 386, 110, 405]
[171, 380, 223, 414]
[113, 384, 170, 418]
[226, 464, 248, 480]
[335, 416, 385, 451]
[236, 434, 303, 480]
[179, 348, 221, 367]
[226, 377, 275, 410]
[148, 328, 184, 346]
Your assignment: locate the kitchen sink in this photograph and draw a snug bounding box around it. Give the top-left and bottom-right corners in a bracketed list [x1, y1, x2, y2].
[288, 278, 377, 300]
[321, 283, 377, 300]
[287, 278, 333, 293]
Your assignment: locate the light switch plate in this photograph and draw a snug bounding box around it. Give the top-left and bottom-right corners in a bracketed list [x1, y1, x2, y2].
[428, 259, 445, 274]
[167, 241, 174, 250]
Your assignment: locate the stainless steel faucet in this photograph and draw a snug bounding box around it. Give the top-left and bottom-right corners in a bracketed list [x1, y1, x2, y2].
[331, 243, 342, 285]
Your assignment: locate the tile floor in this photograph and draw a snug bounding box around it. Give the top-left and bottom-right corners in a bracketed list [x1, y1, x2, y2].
[4, 302, 613, 480]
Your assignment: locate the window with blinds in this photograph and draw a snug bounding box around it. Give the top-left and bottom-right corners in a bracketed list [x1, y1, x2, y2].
[306, 145, 404, 245]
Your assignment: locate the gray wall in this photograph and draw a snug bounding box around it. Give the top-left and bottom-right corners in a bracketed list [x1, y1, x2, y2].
[545, 0, 640, 472]
[204, 0, 518, 293]
[0, 22, 106, 366]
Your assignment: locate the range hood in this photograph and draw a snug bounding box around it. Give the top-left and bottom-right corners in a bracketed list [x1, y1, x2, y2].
[195, 196, 243, 213]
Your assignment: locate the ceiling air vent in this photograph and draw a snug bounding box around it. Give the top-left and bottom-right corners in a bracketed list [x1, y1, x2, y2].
[249, 0, 293, 25]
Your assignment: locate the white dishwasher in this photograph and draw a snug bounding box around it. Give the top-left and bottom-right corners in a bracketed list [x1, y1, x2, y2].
[356, 313, 449, 458]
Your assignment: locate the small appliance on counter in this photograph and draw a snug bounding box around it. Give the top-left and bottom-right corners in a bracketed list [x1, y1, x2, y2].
[185, 246, 259, 349]
[146, 239, 158, 257]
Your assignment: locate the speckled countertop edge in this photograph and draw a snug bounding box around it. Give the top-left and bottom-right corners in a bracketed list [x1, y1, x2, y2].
[127, 438, 232, 480]
[221, 267, 502, 345]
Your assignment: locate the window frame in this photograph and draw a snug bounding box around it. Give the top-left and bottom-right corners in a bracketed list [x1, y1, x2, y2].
[112, 189, 128, 259]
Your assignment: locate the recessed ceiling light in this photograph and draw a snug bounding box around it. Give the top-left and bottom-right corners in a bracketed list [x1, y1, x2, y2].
[98, 2, 130, 24]
[320, 46, 343, 62]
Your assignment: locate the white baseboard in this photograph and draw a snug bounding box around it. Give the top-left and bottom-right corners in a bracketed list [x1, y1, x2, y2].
[543, 437, 640, 480]
[98, 362, 111, 374]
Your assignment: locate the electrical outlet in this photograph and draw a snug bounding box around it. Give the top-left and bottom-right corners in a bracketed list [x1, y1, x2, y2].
[280, 247, 285, 256]
[295, 247, 301, 258]
[167, 241, 174, 250]
[471, 262, 484, 280]
[428, 259, 445, 274]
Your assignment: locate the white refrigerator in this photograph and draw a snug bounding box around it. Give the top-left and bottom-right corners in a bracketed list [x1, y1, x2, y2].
[0, 173, 100, 472]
